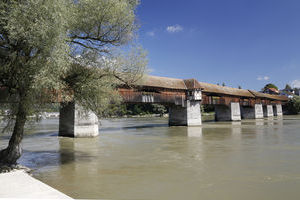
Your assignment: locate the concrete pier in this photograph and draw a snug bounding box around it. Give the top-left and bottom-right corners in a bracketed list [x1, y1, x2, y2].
[273, 104, 283, 116]
[215, 102, 241, 121]
[263, 105, 274, 117]
[169, 100, 202, 126]
[241, 104, 264, 119]
[59, 102, 99, 137]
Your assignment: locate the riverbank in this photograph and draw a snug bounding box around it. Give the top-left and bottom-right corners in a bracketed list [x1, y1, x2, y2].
[0, 170, 72, 199]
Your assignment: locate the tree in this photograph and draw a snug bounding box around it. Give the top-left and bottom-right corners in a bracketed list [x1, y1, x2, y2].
[294, 88, 300, 95]
[0, 0, 146, 166]
[284, 84, 292, 91]
[262, 83, 278, 92]
[286, 96, 300, 114]
[222, 82, 226, 86]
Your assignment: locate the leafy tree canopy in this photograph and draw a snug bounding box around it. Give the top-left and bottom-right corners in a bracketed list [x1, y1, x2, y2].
[284, 84, 292, 91]
[286, 96, 300, 114]
[0, 0, 147, 165]
[262, 83, 278, 91]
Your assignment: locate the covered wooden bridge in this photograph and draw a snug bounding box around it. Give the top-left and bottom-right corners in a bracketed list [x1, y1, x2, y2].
[118, 75, 288, 124]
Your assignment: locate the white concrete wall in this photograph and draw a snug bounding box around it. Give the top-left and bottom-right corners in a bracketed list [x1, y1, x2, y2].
[74, 104, 99, 137]
[255, 104, 264, 118]
[186, 100, 202, 126]
[263, 105, 274, 117]
[273, 104, 283, 116]
[231, 102, 241, 121]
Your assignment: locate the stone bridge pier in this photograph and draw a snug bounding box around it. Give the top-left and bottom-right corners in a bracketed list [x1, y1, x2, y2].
[241, 104, 264, 119]
[59, 102, 99, 137]
[169, 90, 202, 126]
[263, 105, 274, 117]
[273, 104, 283, 116]
[169, 100, 202, 126]
[215, 102, 241, 121]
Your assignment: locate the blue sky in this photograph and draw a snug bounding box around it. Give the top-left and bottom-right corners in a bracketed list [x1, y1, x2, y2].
[136, 0, 300, 91]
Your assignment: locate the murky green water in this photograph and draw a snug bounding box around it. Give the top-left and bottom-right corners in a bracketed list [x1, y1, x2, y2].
[1, 116, 300, 200]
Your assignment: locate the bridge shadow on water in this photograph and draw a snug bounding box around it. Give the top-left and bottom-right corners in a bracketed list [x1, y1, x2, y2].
[20, 148, 93, 170]
[100, 123, 168, 132]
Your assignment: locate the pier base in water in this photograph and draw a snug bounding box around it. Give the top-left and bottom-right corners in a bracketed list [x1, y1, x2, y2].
[215, 102, 241, 121]
[241, 104, 264, 119]
[273, 104, 283, 116]
[59, 102, 99, 137]
[169, 100, 202, 126]
[263, 105, 274, 117]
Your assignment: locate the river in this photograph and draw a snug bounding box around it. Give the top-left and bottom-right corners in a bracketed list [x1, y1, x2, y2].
[1, 116, 300, 200]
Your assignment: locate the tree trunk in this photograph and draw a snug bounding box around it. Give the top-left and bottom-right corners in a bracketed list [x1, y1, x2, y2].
[0, 95, 28, 166]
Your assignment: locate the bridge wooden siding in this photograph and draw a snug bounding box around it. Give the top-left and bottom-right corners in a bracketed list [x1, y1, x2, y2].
[118, 76, 188, 106]
[118, 75, 289, 106]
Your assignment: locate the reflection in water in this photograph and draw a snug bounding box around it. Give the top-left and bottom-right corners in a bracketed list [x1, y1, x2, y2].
[1, 116, 300, 200]
[232, 122, 241, 140]
[187, 126, 203, 137]
[255, 118, 264, 126]
[267, 117, 274, 126]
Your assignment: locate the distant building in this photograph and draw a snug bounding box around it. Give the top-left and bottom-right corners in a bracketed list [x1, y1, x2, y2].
[280, 88, 299, 98]
[280, 90, 295, 99]
[294, 88, 300, 96]
[263, 87, 280, 95]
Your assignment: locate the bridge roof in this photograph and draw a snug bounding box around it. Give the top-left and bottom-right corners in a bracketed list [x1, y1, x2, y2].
[198, 82, 255, 98]
[142, 75, 187, 90]
[183, 79, 202, 90]
[138, 75, 288, 101]
[249, 90, 289, 101]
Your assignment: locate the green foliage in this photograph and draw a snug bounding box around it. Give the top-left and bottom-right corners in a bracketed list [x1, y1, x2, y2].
[152, 104, 167, 115]
[286, 96, 300, 114]
[202, 104, 215, 113]
[104, 103, 167, 117]
[285, 84, 292, 91]
[263, 83, 278, 91]
[0, 0, 146, 119]
[0, 0, 70, 91]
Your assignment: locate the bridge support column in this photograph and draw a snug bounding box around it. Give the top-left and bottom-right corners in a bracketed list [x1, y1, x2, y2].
[273, 104, 283, 116]
[263, 105, 274, 117]
[241, 104, 264, 119]
[215, 102, 241, 121]
[169, 100, 202, 126]
[59, 102, 99, 137]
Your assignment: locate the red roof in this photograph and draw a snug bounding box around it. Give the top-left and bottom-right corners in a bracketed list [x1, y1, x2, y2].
[268, 87, 279, 94]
